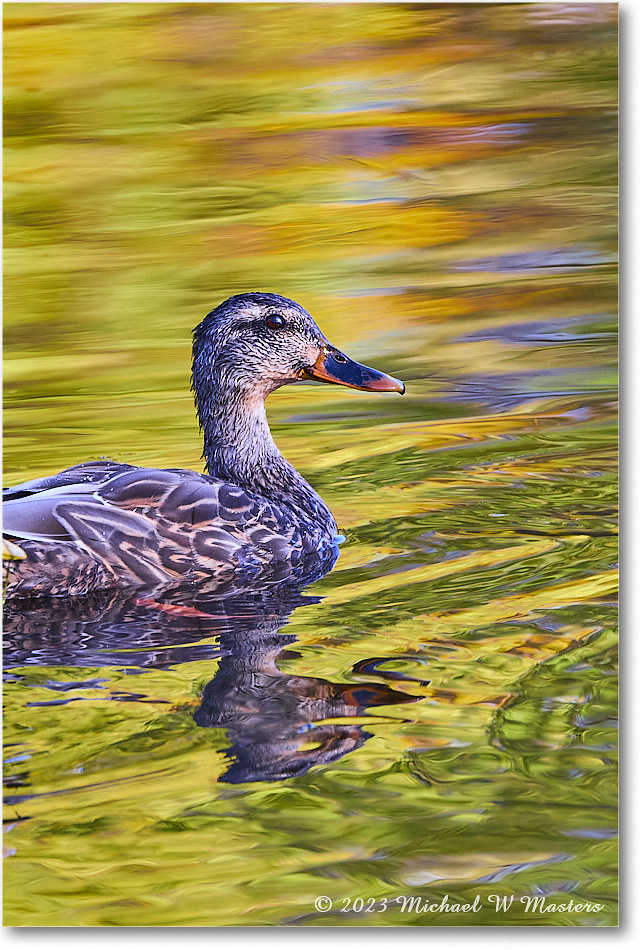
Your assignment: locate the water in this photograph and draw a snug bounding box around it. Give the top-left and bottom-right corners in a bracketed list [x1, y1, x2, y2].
[3, 2, 617, 927]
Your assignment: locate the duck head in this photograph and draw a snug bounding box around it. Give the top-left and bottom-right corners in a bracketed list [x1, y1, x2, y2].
[192, 292, 404, 399]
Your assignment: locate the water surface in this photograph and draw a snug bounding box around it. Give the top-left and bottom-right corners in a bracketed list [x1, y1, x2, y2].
[3, 2, 617, 927]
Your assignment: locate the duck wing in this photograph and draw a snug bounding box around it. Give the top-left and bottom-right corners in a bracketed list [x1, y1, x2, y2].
[2, 460, 137, 501]
[3, 463, 303, 597]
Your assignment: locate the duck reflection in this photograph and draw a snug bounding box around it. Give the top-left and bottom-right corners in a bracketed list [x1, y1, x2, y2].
[196, 631, 418, 783]
[3, 555, 419, 784]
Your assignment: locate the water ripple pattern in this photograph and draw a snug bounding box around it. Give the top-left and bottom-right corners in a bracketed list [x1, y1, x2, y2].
[3, 2, 617, 928]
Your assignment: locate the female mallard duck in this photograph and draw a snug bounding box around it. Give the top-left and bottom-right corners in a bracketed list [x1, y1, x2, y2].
[3, 293, 404, 597]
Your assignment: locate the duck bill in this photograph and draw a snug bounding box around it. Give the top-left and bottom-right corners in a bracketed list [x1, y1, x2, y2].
[302, 348, 405, 394]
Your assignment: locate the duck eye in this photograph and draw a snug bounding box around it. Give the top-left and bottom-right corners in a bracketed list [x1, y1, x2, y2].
[266, 312, 286, 330]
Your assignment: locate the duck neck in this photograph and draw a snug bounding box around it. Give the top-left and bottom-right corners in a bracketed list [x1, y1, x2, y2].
[193, 368, 336, 534]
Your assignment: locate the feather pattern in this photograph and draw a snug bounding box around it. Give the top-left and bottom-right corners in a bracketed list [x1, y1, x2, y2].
[3, 462, 334, 596]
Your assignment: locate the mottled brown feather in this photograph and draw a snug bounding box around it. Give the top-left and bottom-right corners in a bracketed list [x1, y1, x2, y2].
[3, 462, 330, 597]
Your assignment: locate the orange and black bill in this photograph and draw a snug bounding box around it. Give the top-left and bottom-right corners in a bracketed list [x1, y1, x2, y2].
[302, 347, 405, 394]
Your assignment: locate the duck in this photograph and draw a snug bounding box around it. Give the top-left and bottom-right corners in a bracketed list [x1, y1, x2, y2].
[3, 293, 404, 598]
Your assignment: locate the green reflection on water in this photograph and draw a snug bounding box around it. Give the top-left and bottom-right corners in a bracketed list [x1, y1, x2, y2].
[3, 1, 617, 928]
